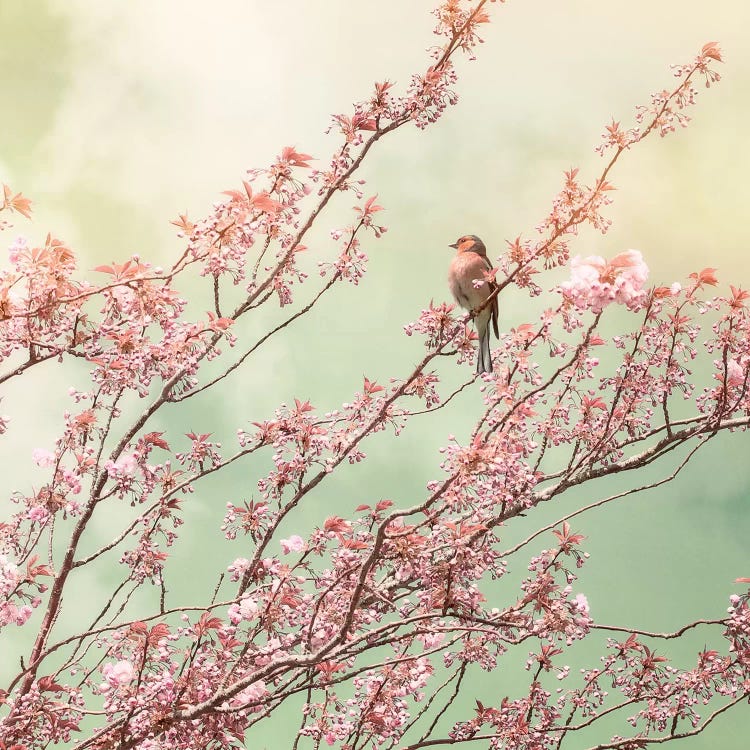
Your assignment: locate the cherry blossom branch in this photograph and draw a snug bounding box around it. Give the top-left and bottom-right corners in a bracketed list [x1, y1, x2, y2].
[537, 415, 750, 502]
[591, 619, 726, 640]
[170, 218, 368, 403]
[502, 433, 712, 557]
[580, 691, 749, 750]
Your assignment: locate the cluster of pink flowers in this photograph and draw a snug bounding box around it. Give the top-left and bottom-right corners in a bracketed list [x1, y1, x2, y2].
[560, 249, 651, 313]
[0, 554, 32, 628]
[100, 660, 135, 693]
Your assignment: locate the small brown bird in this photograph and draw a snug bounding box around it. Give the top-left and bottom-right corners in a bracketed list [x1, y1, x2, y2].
[448, 234, 499, 374]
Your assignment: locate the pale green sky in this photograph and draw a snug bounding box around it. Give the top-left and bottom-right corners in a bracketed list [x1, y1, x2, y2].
[1, 2, 749, 747]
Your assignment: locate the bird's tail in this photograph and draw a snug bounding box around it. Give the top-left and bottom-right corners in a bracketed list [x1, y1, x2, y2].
[477, 325, 493, 375]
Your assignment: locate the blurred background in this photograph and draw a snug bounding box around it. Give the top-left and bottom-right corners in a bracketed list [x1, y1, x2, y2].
[1, 1, 749, 747]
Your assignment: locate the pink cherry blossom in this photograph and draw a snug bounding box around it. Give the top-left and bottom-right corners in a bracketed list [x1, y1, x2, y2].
[7, 236, 28, 264]
[31, 448, 55, 467]
[561, 249, 649, 312]
[105, 453, 138, 478]
[227, 596, 259, 624]
[100, 659, 135, 691]
[0, 602, 33, 627]
[27, 506, 49, 523]
[227, 557, 251, 581]
[231, 679, 267, 710]
[0, 554, 19, 595]
[574, 592, 590, 614]
[280, 534, 306, 554]
[726, 358, 745, 386]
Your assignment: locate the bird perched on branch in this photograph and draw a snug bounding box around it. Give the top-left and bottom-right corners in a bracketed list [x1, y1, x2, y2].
[447, 234, 499, 374]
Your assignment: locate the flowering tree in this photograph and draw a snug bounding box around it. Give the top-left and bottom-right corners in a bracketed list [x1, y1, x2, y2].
[0, 2, 748, 749]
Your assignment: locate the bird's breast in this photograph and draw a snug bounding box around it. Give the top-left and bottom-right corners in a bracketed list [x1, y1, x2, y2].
[449, 253, 491, 310]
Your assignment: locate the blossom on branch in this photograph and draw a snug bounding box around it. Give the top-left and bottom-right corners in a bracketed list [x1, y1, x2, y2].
[560, 249, 650, 313]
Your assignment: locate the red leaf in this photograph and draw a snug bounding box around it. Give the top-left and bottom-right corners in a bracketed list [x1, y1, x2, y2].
[280, 146, 313, 168]
[148, 623, 171, 645]
[356, 195, 384, 216]
[294, 398, 314, 414]
[617, 633, 641, 654]
[195, 611, 223, 635]
[374, 81, 393, 97]
[143, 432, 170, 451]
[280, 592, 302, 607]
[729, 285, 750, 307]
[9, 191, 33, 219]
[324, 516, 352, 534]
[25, 555, 53, 580]
[38, 675, 65, 693]
[171, 212, 195, 233]
[93, 260, 148, 280]
[250, 191, 282, 215]
[186, 431, 212, 442]
[552, 521, 585, 547]
[689, 267, 718, 286]
[316, 661, 345, 679]
[701, 41, 723, 62]
[207, 312, 234, 330]
[363, 377, 384, 396]
[342, 539, 369, 550]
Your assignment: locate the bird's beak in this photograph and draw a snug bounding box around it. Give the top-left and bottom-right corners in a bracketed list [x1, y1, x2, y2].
[448, 242, 458, 249]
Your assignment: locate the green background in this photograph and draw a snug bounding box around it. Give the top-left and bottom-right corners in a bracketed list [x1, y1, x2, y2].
[0, 1, 748, 747]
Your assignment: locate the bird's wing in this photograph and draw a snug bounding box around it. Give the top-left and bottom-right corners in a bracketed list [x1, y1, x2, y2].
[490, 290, 499, 339]
[480, 254, 500, 339]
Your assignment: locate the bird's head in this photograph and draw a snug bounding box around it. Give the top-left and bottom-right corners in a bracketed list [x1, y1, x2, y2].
[448, 234, 486, 255]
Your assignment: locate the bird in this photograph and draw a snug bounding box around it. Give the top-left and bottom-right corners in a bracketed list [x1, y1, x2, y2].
[447, 234, 499, 375]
